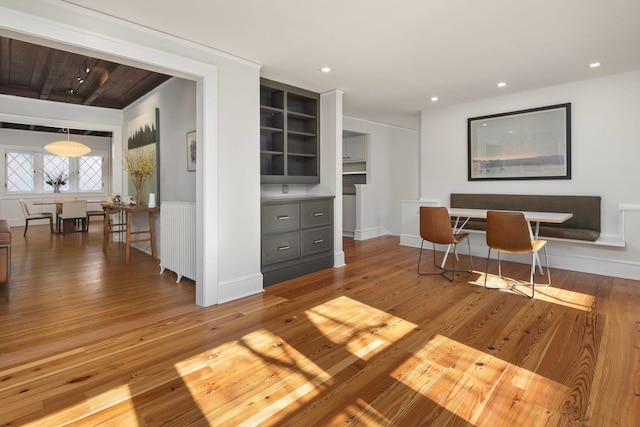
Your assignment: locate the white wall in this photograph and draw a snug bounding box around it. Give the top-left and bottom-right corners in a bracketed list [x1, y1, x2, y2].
[420, 71, 640, 236]
[0, 127, 111, 156]
[215, 56, 263, 301]
[127, 78, 198, 204]
[343, 116, 419, 238]
[408, 70, 640, 279]
[122, 79, 192, 203]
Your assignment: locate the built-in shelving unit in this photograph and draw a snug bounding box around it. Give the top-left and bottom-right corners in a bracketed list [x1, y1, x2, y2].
[260, 79, 320, 184]
[261, 196, 334, 286]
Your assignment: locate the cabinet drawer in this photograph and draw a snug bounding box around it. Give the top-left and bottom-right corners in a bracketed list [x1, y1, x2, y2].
[301, 200, 332, 229]
[301, 226, 332, 256]
[262, 204, 300, 233]
[262, 231, 300, 265]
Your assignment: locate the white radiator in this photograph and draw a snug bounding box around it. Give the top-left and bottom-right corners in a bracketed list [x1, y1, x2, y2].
[160, 201, 196, 283]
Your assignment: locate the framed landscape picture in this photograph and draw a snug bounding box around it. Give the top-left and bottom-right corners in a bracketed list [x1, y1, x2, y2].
[468, 103, 571, 181]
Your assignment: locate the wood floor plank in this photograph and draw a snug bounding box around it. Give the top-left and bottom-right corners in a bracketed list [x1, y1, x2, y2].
[0, 227, 638, 425]
[585, 276, 640, 425]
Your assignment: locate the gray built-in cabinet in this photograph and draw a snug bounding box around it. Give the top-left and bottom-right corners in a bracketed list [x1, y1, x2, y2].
[260, 78, 320, 184]
[261, 197, 334, 286]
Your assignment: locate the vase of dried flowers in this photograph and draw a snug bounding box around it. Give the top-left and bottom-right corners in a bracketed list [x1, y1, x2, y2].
[45, 171, 69, 193]
[124, 152, 154, 205]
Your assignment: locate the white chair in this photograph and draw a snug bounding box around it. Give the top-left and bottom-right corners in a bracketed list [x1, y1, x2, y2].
[55, 196, 77, 230]
[19, 199, 54, 236]
[58, 200, 87, 233]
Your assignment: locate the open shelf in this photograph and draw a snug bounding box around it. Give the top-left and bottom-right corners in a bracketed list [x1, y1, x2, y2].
[260, 78, 320, 184]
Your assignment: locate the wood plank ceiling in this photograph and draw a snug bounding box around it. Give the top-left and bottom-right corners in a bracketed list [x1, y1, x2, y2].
[0, 36, 171, 137]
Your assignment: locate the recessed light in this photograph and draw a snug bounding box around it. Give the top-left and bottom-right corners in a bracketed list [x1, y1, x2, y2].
[590, 62, 601, 68]
[320, 67, 332, 73]
[430, 96, 439, 102]
[497, 82, 507, 88]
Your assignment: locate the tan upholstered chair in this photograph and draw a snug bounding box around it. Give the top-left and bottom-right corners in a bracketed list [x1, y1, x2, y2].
[484, 210, 551, 298]
[417, 206, 473, 281]
[58, 200, 87, 233]
[55, 196, 77, 229]
[19, 199, 54, 236]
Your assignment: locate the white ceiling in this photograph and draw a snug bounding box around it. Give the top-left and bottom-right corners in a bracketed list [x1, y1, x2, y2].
[65, 0, 640, 130]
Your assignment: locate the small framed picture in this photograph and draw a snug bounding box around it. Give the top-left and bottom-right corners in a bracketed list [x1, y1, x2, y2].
[186, 130, 196, 171]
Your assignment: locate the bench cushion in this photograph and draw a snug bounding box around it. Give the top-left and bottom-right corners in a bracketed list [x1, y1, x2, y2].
[450, 194, 601, 241]
[0, 219, 10, 245]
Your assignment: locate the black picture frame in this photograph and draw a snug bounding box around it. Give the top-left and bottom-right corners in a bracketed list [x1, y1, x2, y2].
[468, 103, 571, 181]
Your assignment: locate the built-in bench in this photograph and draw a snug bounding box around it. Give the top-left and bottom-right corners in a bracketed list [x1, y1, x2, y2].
[450, 193, 601, 242]
[0, 219, 11, 303]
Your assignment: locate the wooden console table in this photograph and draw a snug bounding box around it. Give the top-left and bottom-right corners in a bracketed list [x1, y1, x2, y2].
[102, 203, 160, 263]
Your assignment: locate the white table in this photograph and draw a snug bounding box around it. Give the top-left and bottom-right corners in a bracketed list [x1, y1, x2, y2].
[448, 208, 573, 237]
[445, 208, 573, 272]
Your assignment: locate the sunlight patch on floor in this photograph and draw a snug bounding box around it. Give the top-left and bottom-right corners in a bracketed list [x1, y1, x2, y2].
[237, 339, 386, 427]
[395, 334, 569, 425]
[468, 271, 594, 311]
[174, 296, 417, 426]
[304, 295, 418, 357]
[36, 383, 138, 425]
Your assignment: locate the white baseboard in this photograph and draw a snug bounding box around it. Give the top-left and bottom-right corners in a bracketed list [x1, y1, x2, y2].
[217, 273, 264, 304]
[401, 232, 640, 281]
[400, 234, 422, 248]
[355, 226, 390, 241]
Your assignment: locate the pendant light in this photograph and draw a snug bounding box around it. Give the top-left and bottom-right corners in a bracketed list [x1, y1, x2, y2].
[44, 128, 91, 157]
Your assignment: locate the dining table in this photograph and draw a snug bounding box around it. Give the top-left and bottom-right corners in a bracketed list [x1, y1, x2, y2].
[444, 207, 573, 273]
[33, 199, 106, 232]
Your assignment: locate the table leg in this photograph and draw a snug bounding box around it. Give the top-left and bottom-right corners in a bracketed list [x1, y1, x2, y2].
[148, 212, 156, 259]
[125, 211, 133, 263]
[103, 211, 108, 249]
[528, 221, 544, 275]
[441, 216, 470, 268]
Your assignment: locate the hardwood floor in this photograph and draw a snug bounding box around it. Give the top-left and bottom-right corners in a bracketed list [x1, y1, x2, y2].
[0, 226, 638, 426]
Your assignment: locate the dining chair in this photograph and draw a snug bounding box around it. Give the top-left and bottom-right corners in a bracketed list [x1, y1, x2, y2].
[19, 199, 54, 236]
[417, 206, 473, 281]
[55, 196, 77, 230]
[58, 200, 87, 233]
[86, 207, 106, 231]
[484, 210, 551, 298]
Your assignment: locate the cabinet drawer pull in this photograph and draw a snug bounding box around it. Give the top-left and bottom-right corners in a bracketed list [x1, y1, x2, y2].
[312, 212, 324, 217]
[277, 215, 290, 220]
[313, 239, 324, 244]
[277, 245, 290, 251]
